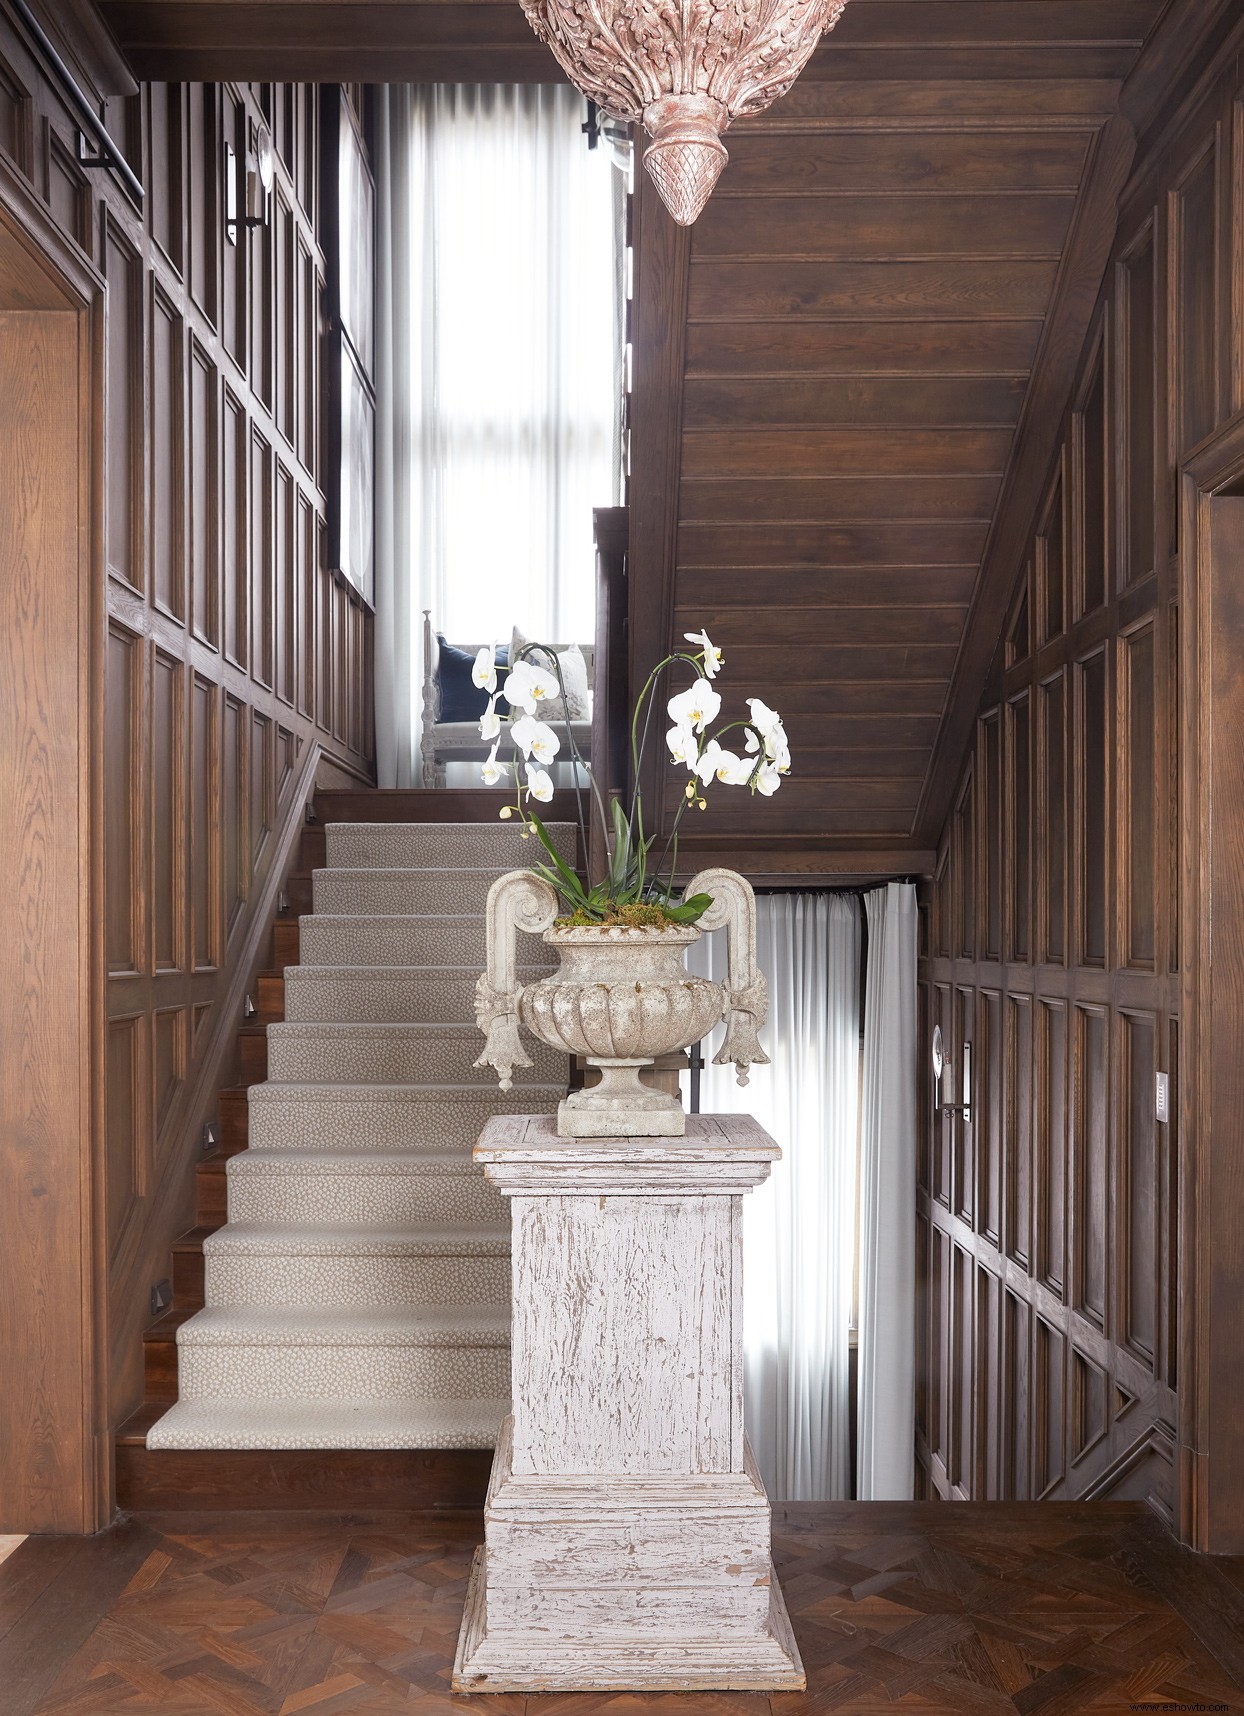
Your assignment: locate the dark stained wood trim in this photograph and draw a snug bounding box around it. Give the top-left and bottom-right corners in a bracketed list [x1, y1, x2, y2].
[627, 171, 691, 840]
[1120, 0, 1244, 156]
[914, 112, 1137, 845]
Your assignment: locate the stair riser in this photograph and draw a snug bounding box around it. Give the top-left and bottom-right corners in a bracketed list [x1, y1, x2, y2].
[227, 1167, 508, 1227]
[179, 1342, 510, 1403]
[313, 869, 513, 916]
[265, 1027, 566, 1087]
[325, 824, 575, 869]
[247, 1089, 553, 1152]
[299, 916, 555, 968]
[204, 1252, 511, 1308]
[283, 970, 546, 1025]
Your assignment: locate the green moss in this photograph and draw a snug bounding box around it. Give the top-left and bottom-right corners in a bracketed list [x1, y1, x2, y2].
[554, 901, 681, 930]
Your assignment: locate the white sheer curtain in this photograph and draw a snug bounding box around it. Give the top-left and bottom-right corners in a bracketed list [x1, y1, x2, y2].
[374, 84, 621, 786]
[688, 894, 861, 1502]
[857, 881, 918, 1499]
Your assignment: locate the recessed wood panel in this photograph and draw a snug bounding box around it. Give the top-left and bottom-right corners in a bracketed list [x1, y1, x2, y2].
[147, 83, 184, 273]
[186, 81, 218, 323]
[275, 460, 295, 705]
[1175, 141, 1218, 457]
[106, 1013, 145, 1258]
[1036, 999, 1067, 1296]
[1079, 339, 1108, 617]
[222, 384, 247, 667]
[298, 490, 316, 719]
[151, 650, 183, 973]
[1006, 692, 1031, 961]
[1035, 1318, 1066, 1496]
[1121, 1010, 1157, 1366]
[250, 428, 272, 686]
[249, 188, 272, 408]
[103, 216, 141, 591]
[979, 988, 1002, 1247]
[981, 711, 1001, 961]
[153, 1006, 186, 1154]
[251, 708, 272, 866]
[1121, 225, 1155, 587]
[1073, 1004, 1108, 1331]
[1003, 1291, 1030, 1500]
[188, 337, 218, 645]
[105, 624, 140, 976]
[1038, 671, 1067, 964]
[222, 692, 246, 939]
[150, 285, 185, 620]
[1005, 994, 1032, 1269]
[1122, 623, 1157, 968]
[190, 673, 217, 971]
[1040, 469, 1067, 644]
[1078, 648, 1108, 966]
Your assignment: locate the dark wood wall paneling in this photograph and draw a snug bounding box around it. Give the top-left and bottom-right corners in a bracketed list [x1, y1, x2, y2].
[917, 25, 1244, 1530]
[0, 8, 373, 1479]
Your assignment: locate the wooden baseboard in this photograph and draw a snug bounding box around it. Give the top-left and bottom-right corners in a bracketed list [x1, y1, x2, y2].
[114, 1411, 492, 1513]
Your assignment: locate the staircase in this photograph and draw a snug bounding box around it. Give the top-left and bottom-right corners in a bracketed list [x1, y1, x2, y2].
[143, 817, 572, 1459]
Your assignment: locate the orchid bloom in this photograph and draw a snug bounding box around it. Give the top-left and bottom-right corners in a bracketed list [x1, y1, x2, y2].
[746, 698, 791, 772]
[511, 715, 560, 765]
[503, 659, 560, 714]
[667, 677, 722, 735]
[525, 763, 554, 804]
[667, 721, 699, 771]
[472, 646, 498, 696]
[479, 696, 502, 743]
[481, 741, 505, 786]
[755, 760, 783, 796]
[684, 628, 724, 679]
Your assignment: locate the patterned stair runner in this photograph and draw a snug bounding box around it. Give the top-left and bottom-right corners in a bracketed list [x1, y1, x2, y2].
[146, 821, 572, 1451]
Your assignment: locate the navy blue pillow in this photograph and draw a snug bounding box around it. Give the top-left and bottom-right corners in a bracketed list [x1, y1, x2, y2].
[437, 637, 508, 723]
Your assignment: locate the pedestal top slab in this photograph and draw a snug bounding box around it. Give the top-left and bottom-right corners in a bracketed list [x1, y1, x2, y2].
[475, 1113, 780, 1196]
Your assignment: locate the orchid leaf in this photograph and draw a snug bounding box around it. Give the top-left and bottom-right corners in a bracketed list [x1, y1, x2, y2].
[661, 891, 713, 924]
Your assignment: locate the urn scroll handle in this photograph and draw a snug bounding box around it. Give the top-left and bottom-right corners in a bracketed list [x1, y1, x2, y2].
[474, 870, 559, 1090]
[684, 867, 770, 1086]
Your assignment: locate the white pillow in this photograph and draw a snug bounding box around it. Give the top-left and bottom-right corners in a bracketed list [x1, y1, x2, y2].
[509, 628, 591, 724]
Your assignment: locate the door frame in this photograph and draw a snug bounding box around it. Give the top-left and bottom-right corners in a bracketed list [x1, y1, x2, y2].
[0, 157, 108, 1531]
[1178, 412, 1244, 1555]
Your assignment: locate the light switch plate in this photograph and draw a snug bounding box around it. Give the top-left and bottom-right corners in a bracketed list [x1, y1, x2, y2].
[1155, 1071, 1169, 1124]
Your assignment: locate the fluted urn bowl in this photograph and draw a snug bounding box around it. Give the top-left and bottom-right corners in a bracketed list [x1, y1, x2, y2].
[519, 925, 724, 1137]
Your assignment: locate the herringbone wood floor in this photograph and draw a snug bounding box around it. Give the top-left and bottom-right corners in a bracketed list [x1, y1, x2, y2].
[2, 1503, 1241, 1715]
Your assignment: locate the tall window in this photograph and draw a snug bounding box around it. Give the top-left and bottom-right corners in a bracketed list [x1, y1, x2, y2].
[407, 83, 622, 642]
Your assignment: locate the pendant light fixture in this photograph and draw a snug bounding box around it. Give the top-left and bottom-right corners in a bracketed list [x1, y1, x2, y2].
[519, 0, 849, 225]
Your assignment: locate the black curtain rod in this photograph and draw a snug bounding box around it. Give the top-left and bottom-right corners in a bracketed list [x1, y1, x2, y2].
[11, 0, 144, 210]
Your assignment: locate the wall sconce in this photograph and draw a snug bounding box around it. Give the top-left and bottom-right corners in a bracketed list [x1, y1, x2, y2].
[941, 1038, 972, 1127]
[225, 125, 274, 246]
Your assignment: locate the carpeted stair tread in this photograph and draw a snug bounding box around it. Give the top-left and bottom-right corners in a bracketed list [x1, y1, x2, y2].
[225, 1147, 507, 1226]
[176, 1305, 510, 1347]
[313, 866, 514, 916]
[246, 1081, 557, 1153]
[282, 963, 551, 1025]
[265, 1020, 567, 1085]
[228, 1147, 488, 1176]
[145, 1396, 509, 1450]
[297, 912, 558, 968]
[204, 1222, 511, 1256]
[325, 820, 575, 870]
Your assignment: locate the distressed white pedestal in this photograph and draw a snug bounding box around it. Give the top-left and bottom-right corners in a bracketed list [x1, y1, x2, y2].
[452, 1113, 806, 1693]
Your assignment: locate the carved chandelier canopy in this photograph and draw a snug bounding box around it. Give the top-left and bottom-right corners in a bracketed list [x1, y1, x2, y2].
[519, 0, 850, 226]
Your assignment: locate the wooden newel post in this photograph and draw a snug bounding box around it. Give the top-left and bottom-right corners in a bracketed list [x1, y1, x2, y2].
[453, 1112, 806, 1692]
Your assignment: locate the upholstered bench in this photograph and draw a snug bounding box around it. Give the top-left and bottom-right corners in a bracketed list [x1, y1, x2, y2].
[420, 611, 594, 787]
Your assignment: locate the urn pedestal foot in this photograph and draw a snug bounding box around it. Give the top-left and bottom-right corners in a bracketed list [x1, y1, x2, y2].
[558, 1060, 685, 1137]
[453, 1114, 806, 1694]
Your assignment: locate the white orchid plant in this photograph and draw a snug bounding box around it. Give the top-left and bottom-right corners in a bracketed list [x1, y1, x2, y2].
[471, 629, 791, 926]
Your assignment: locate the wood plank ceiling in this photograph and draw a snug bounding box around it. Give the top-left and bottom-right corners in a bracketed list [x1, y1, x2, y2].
[97, 0, 1179, 878]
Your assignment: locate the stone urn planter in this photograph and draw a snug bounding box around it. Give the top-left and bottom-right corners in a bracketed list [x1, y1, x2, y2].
[475, 867, 769, 1137]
